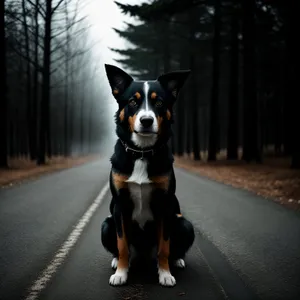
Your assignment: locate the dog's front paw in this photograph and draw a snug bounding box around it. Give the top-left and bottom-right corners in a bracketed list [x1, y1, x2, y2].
[109, 268, 128, 286]
[111, 257, 118, 269]
[158, 269, 176, 287]
[174, 258, 185, 268]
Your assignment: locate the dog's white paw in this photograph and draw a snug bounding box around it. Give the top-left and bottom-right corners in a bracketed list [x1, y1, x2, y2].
[111, 257, 118, 269]
[109, 268, 128, 286]
[174, 258, 185, 268]
[158, 269, 176, 287]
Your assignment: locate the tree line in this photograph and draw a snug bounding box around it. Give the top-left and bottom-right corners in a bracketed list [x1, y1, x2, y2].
[0, 0, 107, 168]
[112, 0, 299, 168]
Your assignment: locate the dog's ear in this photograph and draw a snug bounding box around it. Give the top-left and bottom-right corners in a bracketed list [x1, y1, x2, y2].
[157, 70, 191, 100]
[104, 64, 133, 100]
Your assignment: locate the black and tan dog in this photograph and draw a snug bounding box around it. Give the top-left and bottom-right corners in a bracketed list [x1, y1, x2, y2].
[101, 64, 195, 287]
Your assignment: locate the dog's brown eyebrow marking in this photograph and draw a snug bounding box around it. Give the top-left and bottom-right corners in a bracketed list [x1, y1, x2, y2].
[135, 92, 141, 99]
[113, 88, 119, 95]
[119, 109, 125, 122]
[151, 92, 157, 99]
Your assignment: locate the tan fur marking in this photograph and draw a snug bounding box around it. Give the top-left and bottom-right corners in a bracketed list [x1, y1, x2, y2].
[119, 109, 125, 122]
[157, 223, 170, 271]
[128, 114, 137, 132]
[117, 219, 129, 269]
[176, 214, 182, 217]
[135, 92, 141, 100]
[150, 175, 169, 190]
[166, 110, 171, 120]
[113, 88, 119, 95]
[112, 172, 128, 190]
[151, 92, 157, 99]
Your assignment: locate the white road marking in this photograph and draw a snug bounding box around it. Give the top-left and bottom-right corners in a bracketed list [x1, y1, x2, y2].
[25, 182, 110, 300]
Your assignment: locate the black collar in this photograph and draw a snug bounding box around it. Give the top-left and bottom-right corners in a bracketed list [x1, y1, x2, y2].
[119, 139, 163, 160]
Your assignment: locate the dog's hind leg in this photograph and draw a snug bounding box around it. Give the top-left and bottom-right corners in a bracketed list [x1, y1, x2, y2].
[101, 215, 118, 269]
[169, 214, 195, 268]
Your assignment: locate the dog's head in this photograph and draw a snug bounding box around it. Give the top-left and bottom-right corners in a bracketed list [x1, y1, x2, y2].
[105, 64, 190, 149]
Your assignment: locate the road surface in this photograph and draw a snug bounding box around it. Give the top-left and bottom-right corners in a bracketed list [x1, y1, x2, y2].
[0, 158, 300, 300]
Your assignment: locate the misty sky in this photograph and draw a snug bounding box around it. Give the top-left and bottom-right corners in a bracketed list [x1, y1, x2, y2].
[83, 0, 142, 66]
[79, 0, 142, 153]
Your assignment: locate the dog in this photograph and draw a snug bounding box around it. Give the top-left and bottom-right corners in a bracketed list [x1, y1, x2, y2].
[101, 64, 195, 287]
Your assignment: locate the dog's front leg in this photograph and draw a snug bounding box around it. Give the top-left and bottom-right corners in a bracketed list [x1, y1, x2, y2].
[157, 217, 176, 287]
[109, 204, 129, 286]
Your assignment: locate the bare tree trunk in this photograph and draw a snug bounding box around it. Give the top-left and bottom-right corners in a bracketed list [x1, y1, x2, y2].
[88, 83, 94, 154]
[241, 0, 261, 163]
[69, 70, 74, 155]
[208, 0, 221, 161]
[185, 108, 191, 156]
[282, 1, 300, 168]
[190, 56, 200, 160]
[176, 48, 187, 156]
[161, 20, 173, 151]
[9, 120, 14, 157]
[154, 57, 159, 78]
[188, 9, 200, 161]
[0, 0, 8, 168]
[227, 2, 239, 160]
[38, 0, 52, 165]
[162, 20, 170, 74]
[80, 81, 85, 154]
[31, 0, 40, 160]
[22, 0, 35, 159]
[64, 0, 70, 156]
[46, 98, 51, 158]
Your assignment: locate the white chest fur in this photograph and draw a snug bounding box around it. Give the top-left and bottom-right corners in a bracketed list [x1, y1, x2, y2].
[126, 159, 153, 229]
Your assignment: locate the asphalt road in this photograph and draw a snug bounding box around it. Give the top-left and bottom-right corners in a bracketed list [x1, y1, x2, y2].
[0, 158, 300, 300]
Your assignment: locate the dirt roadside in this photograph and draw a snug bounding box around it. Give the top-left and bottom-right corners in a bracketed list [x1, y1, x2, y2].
[175, 155, 300, 212]
[0, 155, 99, 188]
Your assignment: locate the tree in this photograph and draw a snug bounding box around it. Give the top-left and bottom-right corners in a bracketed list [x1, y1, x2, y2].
[241, 0, 261, 163]
[207, 0, 221, 161]
[0, 0, 8, 168]
[188, 8, 201, 160]
[37, 0, 52, 164]
[227, 0, 240, 160]
[113, 0, 296, 168]
[275, 0, 300, 168]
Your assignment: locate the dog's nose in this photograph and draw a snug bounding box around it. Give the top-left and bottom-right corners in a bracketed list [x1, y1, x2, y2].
[140, 116, 154, 128]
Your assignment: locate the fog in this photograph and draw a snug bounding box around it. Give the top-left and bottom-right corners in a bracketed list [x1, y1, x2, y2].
[75, 0, 141, 156]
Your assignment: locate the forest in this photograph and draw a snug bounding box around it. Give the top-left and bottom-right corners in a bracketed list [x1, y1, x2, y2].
[112, 0, 299, 168]
[0, 0, 109, 168]
[1, 0, 299, 170]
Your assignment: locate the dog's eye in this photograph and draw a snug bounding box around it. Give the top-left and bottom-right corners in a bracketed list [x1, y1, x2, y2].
[129, 99, 137, 107]
[155, 100, 163, 107]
